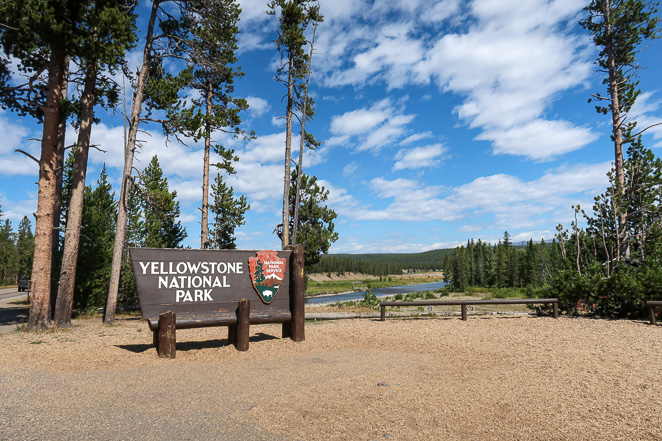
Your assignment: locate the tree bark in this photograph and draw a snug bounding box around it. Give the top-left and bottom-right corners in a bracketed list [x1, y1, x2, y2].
[200, 81, 213, 249]
[282, 50, 294, 249]
[54, 61, 97, 327]
[104, 0, 160, 324]
[51, 57, 69, 318]
[28, 47, 66, 330]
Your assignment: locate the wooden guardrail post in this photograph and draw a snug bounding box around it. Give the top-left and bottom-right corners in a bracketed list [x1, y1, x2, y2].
[461, 304, 467, 321]
[380, 304, 386, 321]
[553, 302, 559, 319]
[158, 311, 176, 359]
[235, 299, 250, 351]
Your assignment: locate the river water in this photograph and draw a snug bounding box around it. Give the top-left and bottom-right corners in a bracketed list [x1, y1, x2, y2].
[304, 281, 447, 305]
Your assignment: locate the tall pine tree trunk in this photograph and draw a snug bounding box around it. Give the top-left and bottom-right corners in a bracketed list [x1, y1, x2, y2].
[293, 24, 317, 245]
[105, 0, 160, 324]
[282, 51, 295, 249]
[28, 47, 67, 330]
[54, 61, 97, 327]
[200, 81, 213, 249]
[51, 58, 69, 317]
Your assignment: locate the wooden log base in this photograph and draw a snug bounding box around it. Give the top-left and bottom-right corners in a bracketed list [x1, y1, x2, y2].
[646, 301, 662, 326]
[157, 311, 176, 359]
[235, 299, 250, 351]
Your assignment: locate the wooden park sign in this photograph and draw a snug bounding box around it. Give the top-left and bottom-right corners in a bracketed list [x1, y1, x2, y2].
[130, 244, 305, 358]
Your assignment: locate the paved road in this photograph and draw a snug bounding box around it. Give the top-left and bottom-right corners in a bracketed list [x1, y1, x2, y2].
[0, 287, 28, 303]
[0, 287, 29, 332]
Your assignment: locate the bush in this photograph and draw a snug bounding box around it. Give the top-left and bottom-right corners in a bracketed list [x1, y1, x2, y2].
[360, 289, 379, 308]
[544, 261, 662, 319]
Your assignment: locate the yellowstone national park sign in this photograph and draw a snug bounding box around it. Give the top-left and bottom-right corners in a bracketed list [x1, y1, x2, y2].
[129, 248, 294, 320]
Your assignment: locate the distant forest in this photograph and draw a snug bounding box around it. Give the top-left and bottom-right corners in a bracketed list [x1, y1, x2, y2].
[309, 248, 455, 276]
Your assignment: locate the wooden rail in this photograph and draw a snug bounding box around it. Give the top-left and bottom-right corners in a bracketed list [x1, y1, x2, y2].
[646, 301, 662, 325]
[379, 298, 559, 321]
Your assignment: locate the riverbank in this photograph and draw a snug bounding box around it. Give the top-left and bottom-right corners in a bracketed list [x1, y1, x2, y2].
[1, 315, 660, 440]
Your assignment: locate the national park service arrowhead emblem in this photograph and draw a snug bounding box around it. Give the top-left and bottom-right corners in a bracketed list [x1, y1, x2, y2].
[249, 250, 286, 304]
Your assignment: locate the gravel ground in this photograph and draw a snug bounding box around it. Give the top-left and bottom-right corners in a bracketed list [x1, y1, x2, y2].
[1, 315, 661, 440]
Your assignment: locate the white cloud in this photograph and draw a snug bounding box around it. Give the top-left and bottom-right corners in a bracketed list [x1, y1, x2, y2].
[345, 162, 611, 227]
[476, 120, 597, 160]
[413, 1, 594, 159]
[393, 143, 448, 170]
[343, 161, 358, 177]
[400, 131, 433, 145]
[0, 112, 37, 176]
[314, 0, 595, 161]
[330, 99, 392, 136]
[630, 91, 662, 147]
[329, 99, 416, 152]
[246, 96, 271, 117]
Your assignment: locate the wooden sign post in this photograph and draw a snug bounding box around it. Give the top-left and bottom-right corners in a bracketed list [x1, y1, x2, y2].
[130, 245, 305, 358]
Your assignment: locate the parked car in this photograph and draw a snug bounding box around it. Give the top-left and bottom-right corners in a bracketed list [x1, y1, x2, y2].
[18, 277, 31, 292]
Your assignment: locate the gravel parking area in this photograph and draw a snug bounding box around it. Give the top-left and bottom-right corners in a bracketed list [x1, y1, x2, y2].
[1, 315, 661, 440]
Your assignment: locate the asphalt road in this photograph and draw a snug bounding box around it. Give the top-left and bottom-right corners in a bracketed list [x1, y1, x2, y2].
[0, 287, 29, 333]
[0, 287, 28, 303]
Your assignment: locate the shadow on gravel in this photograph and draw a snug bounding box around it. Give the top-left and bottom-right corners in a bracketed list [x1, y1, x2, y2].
[0, 306, 29, 327]
[116, 332, 280, 353]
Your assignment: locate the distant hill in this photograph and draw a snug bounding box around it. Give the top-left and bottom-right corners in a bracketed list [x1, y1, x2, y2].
[310, 248, 455, 276]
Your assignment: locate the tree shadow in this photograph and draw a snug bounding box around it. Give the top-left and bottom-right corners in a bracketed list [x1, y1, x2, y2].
[116, 332, 280, 353]
[0, 306, 29, 327]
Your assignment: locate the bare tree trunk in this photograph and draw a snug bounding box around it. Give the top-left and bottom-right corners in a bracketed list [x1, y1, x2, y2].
[54, 62, 97, 327]
[200, 81, 213, 249]
[603, 0, 629, 261]
[28, 47, 66, 330]
[282, 51, 295, 250]
[105, 0, 160, 324]
[292, 24, 317, 245]
[51, 57, 69, 317]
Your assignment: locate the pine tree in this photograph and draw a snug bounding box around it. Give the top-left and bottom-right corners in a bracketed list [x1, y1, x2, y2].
[151, 0, 248, 249]
[288, 171, 338, 268]
[1, 0, 80, 328]
[54, 0, 137, 326]
[75, 165, 117, 311]
[141, 156, 187, 249]
[0, 217, 17, 285]
[16, 216, 34, 280]
[208, 173, 249, 249]
[580, 0, 660, 260]
[268, 0, 323, 248]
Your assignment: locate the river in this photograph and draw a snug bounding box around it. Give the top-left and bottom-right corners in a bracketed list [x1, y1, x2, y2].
[304, 281, 447, 305]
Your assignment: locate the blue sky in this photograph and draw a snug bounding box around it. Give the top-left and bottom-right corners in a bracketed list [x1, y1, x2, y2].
[1, 0, 661, 253]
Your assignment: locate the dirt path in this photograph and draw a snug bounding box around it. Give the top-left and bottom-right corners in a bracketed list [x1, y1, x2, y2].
[1, 315, 661, 440]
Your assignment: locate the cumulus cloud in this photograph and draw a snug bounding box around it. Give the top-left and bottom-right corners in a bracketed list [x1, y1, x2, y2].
[246, 96, 271, 117]
[344, 161, 611, 227]
[311, 0, 595, 161]
[393, 143, 448, 170]
[330, 99, 415, 152]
